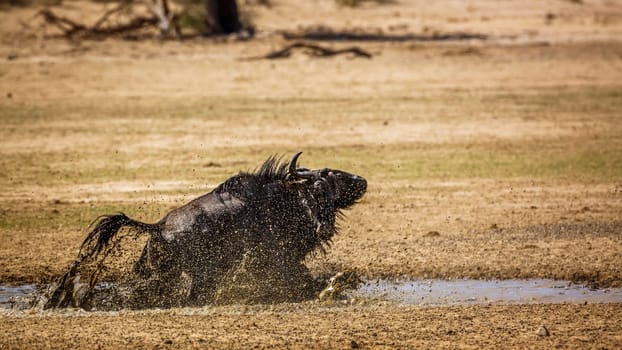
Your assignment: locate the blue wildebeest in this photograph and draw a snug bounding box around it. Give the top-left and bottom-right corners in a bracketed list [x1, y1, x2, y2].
[45, 152, 367, 309]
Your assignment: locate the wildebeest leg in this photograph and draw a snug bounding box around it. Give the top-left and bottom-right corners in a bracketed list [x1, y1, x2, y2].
[188, 271, 220, 306]
[43, 261, 93, 309]
[187, 244, 232, 305]
[131, 263, 186, 308]
[130, 237, 190, 308]
[133, 237, 153, 278]
[276, 259, 324, 301]
[211, 249, 271, 304]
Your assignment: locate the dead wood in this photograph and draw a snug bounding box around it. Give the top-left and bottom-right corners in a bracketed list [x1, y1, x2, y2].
[37, 0, 180, 39]
[242, 42, 372, 60]
[282, 30, 488, 42]
[93, 2, 131, 30]
[38, 8, 159, 38]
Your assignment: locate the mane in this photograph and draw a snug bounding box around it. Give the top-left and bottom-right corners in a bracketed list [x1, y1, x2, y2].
[249, 155, 289, 181]
[214, 155, 290, 196]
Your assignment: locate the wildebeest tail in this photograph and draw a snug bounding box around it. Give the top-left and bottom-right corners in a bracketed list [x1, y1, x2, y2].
[44, 213, 160, 309]
[79, 212, 159, 260]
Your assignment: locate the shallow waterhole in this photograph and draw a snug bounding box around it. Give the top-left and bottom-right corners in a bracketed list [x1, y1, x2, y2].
[352, 279, 622, 306]
[2, 279, 622, 311]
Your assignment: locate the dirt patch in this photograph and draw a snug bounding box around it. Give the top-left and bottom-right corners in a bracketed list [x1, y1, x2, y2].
[2, 303, 622, 348]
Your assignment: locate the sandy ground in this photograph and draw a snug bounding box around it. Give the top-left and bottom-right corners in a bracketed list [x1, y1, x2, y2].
[1, 0, 622, 348]
[3, 303, 622, 349]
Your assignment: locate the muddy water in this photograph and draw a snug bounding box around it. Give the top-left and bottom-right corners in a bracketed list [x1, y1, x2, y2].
[0, 284, 36, 309]
[353, 279, 622, 306]
[2, 279, 622, 310]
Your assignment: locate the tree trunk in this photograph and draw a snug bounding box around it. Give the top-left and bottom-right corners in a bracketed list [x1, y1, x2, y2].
[205, 0, 242, 34]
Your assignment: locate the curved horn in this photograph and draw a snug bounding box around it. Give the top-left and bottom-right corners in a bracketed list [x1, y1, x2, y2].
[288, 152, 314, 180]
[288, 152, 303, 175]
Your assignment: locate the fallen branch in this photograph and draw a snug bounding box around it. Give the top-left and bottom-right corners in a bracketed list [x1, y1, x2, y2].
[37, 0, 181, 40]
[282, 31, 488, 42]
[93, 2, 131, 29]
[242, 42, 372, 60]
[38, 8, 160, 38]
[37, 9, 88, 37]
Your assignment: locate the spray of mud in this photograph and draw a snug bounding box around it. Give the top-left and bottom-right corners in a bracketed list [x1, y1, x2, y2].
[36, 230, 356, 311]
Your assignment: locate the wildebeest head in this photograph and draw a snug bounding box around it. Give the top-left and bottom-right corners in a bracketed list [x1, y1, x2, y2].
[287, 152, 367, 210]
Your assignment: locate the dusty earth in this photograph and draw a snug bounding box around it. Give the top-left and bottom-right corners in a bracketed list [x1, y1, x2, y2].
[1, 0, 622, 348]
